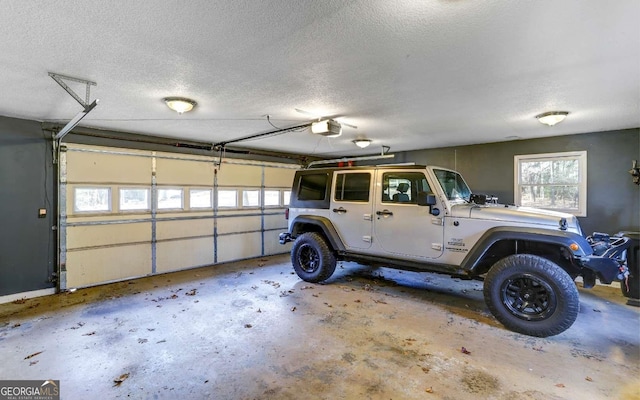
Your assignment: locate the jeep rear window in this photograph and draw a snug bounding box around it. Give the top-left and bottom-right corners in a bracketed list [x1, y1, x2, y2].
[334, 173, 371, 202]
[297, 173, 328, 201]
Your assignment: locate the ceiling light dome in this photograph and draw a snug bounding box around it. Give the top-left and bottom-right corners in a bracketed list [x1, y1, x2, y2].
[536, 111, 569, 126]
[352, 139, 372, 148]
[164, 97, 197, 114]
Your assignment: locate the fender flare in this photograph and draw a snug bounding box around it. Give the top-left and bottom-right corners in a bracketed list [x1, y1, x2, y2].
[461, 226, 592, 273]
[290, 215, 346, 252]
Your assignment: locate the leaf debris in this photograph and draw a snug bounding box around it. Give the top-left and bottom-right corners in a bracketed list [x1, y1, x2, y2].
[24, 351, 43, 360]
[113, 373, 130, 387]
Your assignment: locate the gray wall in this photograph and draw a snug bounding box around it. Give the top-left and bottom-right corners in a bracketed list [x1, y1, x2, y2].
[392, 128, 640, 235]
[0, 116, 55, 296]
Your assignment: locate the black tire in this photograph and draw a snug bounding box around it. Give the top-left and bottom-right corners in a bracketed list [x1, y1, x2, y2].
[291, 232, 337, 283]
[483, 254, 579, 337]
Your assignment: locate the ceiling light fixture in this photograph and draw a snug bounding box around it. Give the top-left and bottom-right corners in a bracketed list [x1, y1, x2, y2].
[352, 139, 372, 148]
[311, 119, 342, 137]
[163, 97, 197, 114]
[535, 111, 569, 126]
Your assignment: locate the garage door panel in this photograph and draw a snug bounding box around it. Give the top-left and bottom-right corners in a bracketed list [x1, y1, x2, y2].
[66, 244, 151, 288]
[67, 223, 151, 249]
[263, 214, 287, 231]
[217, 233, 262, 263]
[217, 164, 262, 186]
[156, 238, 214, 273]
[217, 216, 261, 234]
[67, 151, 151, 184]
[264, 231, 290, 256]
[264, 167, 296, 187]
[156, 158, 215, 185]
[156, 219, 214, 241]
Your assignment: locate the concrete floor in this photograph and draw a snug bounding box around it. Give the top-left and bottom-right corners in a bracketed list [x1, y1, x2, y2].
[1, 254, 639, 400]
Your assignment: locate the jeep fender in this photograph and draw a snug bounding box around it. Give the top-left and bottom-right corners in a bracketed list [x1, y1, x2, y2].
[461, 226, 592, 273]
[289, 215, 346, 252]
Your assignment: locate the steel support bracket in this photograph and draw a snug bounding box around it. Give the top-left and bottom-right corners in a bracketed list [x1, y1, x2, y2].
[49, 72, 99, 162]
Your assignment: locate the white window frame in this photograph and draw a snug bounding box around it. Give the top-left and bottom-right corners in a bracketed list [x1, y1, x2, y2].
[514, 151, 587, 216]
[119, 187, 151, 212]
[73, 187, 112, 213]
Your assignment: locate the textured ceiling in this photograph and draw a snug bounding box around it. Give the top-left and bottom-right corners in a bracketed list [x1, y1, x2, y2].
[0, 0, 638, 157]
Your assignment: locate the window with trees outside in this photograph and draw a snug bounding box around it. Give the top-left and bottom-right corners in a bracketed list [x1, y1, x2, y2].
[514, 151, 587, 216]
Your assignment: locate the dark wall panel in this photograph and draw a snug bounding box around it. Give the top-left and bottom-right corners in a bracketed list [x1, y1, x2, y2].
[0, 116, 55, 296]
[395, 129, 640, 235]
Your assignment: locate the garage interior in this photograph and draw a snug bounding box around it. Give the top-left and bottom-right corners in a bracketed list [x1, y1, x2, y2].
[0, 1, 638, 399]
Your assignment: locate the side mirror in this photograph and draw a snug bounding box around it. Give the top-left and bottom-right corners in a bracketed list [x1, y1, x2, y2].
[417, 192, 437, 206]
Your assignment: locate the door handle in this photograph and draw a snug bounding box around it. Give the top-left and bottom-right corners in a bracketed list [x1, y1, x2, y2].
[332, 207, 347, 214]
[376, 209, 393, 216]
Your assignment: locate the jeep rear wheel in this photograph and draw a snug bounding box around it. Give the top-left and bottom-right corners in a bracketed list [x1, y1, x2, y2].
[291, 232, 337, 283]
[483, 254, 579, 337]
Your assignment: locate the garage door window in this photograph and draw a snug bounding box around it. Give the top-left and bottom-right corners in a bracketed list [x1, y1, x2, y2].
[158, 188, 183, 210]
[120, 188, 150, 211]
[218, 190, 237, 208]
[190, 189, 212, 209]
[74, 187, 111, 212]
[242, 190, 260, 207]
[264, 190, 281, 207]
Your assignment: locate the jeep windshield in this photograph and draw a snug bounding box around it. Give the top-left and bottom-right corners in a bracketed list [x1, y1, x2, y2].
[434, 169, 471, 202]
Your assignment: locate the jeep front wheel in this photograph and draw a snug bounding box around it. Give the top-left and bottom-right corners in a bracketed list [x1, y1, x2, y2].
[483, 254, 579, 337]
[291, 232, 337, 283]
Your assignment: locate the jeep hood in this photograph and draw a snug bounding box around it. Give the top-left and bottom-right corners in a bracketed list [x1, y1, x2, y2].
[451, 203, 581, 233]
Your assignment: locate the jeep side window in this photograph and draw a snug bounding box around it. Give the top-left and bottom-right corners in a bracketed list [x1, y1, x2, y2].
[382, 172, 431, 203]
[298, 173, 328, 201]
[334, 173, 371, 202]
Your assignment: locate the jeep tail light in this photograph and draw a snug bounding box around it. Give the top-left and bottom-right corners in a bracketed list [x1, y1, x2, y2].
[285, 208, 289, 220]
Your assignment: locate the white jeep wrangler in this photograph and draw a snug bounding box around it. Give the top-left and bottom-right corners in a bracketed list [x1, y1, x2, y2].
[279, 165, 632, 337]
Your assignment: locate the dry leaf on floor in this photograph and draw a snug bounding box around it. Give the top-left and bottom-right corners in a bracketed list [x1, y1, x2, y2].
[425, 387, 433, 393]
[29, 361, 39, 366]
[555, 383, 565, 388]
[186, 289, 197, 296]
[11, 323, 21, 328]
[82, 331, 96, 336]
[585, 377, 593, 382]
[138, 338, 148, 344]
[24, 351, 43, 360]
[113, 373, 130, 387]
[460, 347, 471, 355]
[245, 324, 253, 328]
[373, 299, 387, 304]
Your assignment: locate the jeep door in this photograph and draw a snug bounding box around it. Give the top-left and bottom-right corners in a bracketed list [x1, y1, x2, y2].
[329, 171, 374, 250]
[373, 170, 444, 259]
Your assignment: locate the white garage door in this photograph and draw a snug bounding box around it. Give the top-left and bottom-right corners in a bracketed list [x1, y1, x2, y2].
[59, 143, 296, 289]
